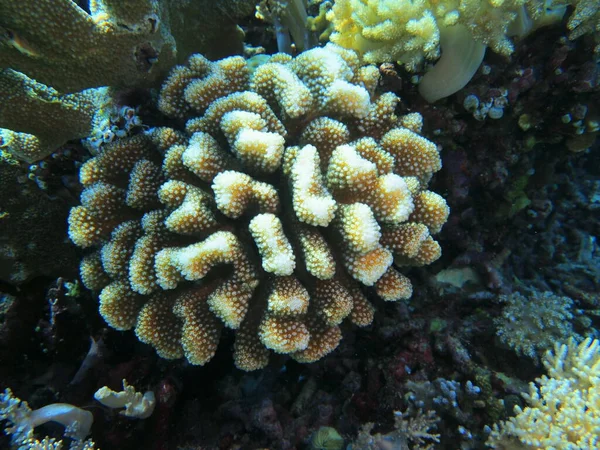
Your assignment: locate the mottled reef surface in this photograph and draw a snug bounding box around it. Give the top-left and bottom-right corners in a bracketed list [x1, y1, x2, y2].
[0, 3, 599, 450]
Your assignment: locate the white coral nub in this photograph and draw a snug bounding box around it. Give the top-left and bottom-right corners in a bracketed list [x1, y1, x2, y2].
[291, 145, 337, 227]
[249, 213, 296, 276]
[94, 379, 156, 419]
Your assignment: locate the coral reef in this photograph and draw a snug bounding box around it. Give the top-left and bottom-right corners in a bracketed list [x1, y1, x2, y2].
[488, 337, 600, 449]
[0, 3, 598, 450]
[67, 43, 448, 370]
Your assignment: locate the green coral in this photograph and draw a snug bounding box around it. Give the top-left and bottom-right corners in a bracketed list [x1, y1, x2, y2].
[312, 426, 344, 450]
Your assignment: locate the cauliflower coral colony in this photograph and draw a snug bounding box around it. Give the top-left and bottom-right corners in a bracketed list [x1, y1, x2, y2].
[67, 44, 449, 371]
[326, 0, 571, 102]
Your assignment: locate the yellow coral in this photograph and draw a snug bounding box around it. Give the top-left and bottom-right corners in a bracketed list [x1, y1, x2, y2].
[488, 338, 600, 449]
[326, 0, 558, 68]
[326, 0, 568, 102]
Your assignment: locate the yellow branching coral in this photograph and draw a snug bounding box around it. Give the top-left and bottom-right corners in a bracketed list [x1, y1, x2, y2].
[326, 0, 569, 102]
[68, 44, 448, 370]
[488, 338, 600, 449]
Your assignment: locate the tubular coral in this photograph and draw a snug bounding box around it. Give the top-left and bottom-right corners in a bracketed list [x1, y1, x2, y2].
[68, 44, 448, 370]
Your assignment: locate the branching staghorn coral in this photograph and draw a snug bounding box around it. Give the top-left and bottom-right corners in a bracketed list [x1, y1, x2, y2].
[326, 0, 569, 102]
[488, 338, 600, 449]
[68, 44, 449, 371]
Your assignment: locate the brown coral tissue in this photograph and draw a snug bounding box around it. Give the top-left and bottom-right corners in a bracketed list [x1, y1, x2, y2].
[68, 44, 449, 371]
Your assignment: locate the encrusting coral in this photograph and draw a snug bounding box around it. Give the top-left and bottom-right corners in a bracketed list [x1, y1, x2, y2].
[488, 338, 600, 449]
[0, 0, 256, 161]
[0, 70, 113, 162]
[68, 43, 449, 371]
[494, 291, 581, 362]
